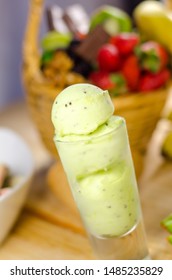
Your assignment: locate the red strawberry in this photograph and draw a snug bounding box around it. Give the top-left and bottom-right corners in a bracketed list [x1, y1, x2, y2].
[138, 69, 170, 92]
[89, 71, 127, 95]
[121, 54, 140, 91]
[136, 41, 169, 73]
[110, 33, 140, 56]
[97, 43, 120, 72]
[89, 71, 114, 90]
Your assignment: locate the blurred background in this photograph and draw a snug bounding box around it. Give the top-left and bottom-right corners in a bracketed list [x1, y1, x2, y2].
[0, 0, 142, 110]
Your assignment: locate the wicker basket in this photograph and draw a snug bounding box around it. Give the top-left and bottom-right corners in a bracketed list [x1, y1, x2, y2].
[22, 0, 170, 177]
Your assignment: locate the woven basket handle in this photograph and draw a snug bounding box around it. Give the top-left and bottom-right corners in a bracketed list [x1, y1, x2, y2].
[23, 0, 44, 80]
[165, 0, 172, 9]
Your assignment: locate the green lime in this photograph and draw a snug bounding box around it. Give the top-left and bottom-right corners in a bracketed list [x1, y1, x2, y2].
[41, 31, 72, 51]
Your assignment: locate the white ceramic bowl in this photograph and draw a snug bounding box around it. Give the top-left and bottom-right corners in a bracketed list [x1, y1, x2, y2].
[0, 128, 34, 244]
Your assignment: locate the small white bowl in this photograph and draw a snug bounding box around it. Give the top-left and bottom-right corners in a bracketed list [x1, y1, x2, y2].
[0, 128, 34, 244]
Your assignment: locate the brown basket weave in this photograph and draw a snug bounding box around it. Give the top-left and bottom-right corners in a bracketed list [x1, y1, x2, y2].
[22, 0, 170, 177]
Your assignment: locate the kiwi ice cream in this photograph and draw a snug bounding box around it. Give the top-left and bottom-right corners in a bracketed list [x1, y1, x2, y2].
[52, 83, 140, 237]
[52, 84, 114, 136]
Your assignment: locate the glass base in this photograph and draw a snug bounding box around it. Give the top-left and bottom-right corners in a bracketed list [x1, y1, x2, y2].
[89, 220, 149, 260]
[142, 255, 151, 260]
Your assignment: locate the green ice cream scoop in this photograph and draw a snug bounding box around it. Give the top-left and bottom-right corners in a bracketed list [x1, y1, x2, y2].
[73, 161, 140, 237]
[54, 116, 127, 179]
[52, 84, 114, 136]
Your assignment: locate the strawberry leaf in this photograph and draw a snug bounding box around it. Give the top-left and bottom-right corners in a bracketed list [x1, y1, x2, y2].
[109, 73, 128, 96]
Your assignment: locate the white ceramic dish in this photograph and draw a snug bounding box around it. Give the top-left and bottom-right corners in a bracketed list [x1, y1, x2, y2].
[0, 128, 34, 244]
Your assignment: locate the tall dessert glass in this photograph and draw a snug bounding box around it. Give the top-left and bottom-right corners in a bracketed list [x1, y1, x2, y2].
[54, 116, 149, 260]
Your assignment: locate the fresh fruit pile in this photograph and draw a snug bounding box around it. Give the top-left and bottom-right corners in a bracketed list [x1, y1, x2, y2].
[90, 36, 170, 95]
[40, 2, 171, 96]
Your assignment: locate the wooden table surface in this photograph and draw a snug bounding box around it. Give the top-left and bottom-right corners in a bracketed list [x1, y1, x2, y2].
[0, 101, 172, 260]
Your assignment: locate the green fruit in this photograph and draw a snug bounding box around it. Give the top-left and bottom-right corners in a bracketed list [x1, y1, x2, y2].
[133, 1, 172, 53]
[41, 31, 72, 51]
[168, 235, 172, 244]
[89, 5, 132, 36]
[161, 131, 172, 160]
[161, 214, 172, 233]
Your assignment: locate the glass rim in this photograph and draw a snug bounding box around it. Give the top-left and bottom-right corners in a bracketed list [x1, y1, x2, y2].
[53, 116, 126, 144]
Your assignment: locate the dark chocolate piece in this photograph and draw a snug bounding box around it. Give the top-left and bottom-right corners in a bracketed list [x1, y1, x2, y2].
[74, 25, 110, 63]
